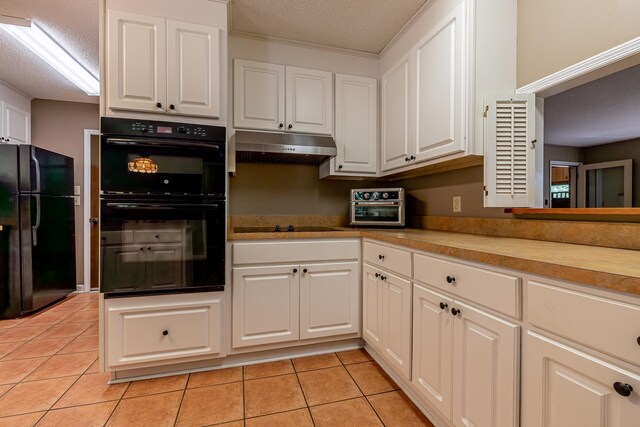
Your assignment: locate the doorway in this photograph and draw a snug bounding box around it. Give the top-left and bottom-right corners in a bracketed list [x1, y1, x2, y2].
[83, 129, 100, 292]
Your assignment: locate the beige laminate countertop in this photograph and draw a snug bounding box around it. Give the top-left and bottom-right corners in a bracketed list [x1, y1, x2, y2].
[229, 228, 640, 296]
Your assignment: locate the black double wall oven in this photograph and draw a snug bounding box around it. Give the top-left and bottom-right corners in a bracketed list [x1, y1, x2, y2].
[100, 118, 226, 297]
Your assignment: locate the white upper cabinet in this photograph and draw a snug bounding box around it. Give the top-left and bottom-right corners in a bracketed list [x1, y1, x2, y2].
[234, 60, 285, 131]
[484, 94, 537, 207]
[379, 0, 517, 176]
[333, 74, 377, 174]
[381, 52, 413, 172]
[107, 10, 167, 113]
[107, 10, 220, 118]
[1, 102, 30, 144]
[413, 3, 464, 162]
[285, 66, 333, 134]
[234, 61, 333, 135]
[167, 20, 220, 118]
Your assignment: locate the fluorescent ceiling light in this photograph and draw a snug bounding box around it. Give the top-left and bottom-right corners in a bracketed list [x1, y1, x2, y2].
[0, 20, 100, 96]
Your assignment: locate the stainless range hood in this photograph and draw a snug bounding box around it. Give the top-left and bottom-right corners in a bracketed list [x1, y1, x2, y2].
[235, 130, 337, 165]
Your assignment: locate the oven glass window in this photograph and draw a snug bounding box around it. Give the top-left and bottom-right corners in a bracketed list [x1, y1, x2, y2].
[102, 141, 225, 196]
[354, 205, 401, 222]
[100, 200, 225, 295]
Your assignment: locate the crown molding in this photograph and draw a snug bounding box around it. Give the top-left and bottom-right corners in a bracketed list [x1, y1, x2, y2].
[378, 0, 438, 58]
[229, 30, 380, 59]
[516, 36, 640, 96]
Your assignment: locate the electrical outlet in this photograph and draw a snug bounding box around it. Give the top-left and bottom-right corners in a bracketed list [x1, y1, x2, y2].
[452, 196, 462, 213]
[74, 196, 81, 206]
[74, 185, 81, 196]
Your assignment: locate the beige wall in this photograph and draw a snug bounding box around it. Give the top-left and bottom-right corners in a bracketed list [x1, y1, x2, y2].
[31, 99, 100, 286]
[517, 0, 640, 87]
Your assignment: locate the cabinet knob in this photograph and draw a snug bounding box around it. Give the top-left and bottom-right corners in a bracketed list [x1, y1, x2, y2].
[338, 164, 343, 169]
[439, 302, 448, 310]
[169, 104, 175, 110]
[378, 254, 385, 260]
[637, 336, 640, 346]
[446, 276, 456, 284]
[303, 268, 308, 273]
[375, 273, 380, 278]
[405, 157, 410, 162]
[380, 275, 386, 281]
[613, 382, 633, 397]
[279, 123, 284, 128]
[147, 247, 151, 250]
[162, 330, 169, 336]
[156, 102, 163, 109]
[410, 155, 416, 160]
[155, 235, 159, 239]
[293, 268, 298, 273]
[451, 307, 461, 316]
[140, 247, 144, 251]
[288, 124, 293, 129]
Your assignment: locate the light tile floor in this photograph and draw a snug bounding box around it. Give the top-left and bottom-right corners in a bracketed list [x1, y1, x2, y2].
[0, 294, 434, 426]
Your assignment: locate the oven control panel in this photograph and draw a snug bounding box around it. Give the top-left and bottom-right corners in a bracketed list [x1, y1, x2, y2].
[101, 117, 226, 142]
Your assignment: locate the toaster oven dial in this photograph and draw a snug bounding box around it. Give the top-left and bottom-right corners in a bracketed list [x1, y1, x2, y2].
[363, 192, 371, 200]
[372, 192, 380, 200]
[382, 192, 389, 199]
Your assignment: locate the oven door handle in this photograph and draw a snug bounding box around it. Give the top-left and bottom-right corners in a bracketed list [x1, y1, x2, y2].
[105, 138, 220, 151]
[106, 203, 220, 210]
[352, 202, 401, 206]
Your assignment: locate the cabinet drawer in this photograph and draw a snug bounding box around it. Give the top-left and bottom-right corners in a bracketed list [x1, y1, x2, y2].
[363, 240, 411, 277]
[233, 239, 360, 265]
[106, 293, 222, 368]
[414, 253, 520, 319]
[102, 230, 133, 245]
[134, 230, 182, 244]
[528, 280, 640, 367]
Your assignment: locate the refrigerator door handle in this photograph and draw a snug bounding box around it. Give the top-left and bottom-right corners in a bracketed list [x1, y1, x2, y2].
[32, 194, 41, 247]
[31, 147, 41, 193]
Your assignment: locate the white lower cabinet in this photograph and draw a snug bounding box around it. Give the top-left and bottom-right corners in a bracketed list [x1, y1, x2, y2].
[452, 300, 519, 427]
[232, 264, 299, 348]
[105, 292, 223, 369]
[412, 283, 519, 427]
[363, 264, 412, 381]
[231, 240, 360, 350]
[525, 332, 640, 427]
[300, 262, 359, 340]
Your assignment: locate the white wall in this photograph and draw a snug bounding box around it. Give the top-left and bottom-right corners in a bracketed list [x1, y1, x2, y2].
[0, 80, 31, 112]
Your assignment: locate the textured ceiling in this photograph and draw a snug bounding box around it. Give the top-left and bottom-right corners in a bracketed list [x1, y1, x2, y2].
[231, 0, 428, 54]
[545, 64, 640, 147]
[0, 0, 99, 104]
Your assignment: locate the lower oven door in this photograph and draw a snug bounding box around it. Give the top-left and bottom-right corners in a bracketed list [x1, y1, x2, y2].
[100, 198, 225, 297]
[351, 202, 405, 226]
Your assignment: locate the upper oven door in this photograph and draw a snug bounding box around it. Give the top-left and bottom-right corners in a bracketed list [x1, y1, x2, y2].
[100, 197, 226, 296]
[101, 137, 225, 197]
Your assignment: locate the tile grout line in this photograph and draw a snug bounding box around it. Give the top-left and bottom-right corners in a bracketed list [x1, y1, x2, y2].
[340, 350, 389, 427]
[172, 374, 189, 427]
[103, 381, 133, 426]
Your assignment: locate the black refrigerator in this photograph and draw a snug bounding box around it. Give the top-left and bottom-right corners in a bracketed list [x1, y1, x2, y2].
[0, 145, 76, 319]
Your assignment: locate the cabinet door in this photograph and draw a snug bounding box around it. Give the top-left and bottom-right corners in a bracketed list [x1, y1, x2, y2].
[300, 262, 359, 340]
[2, 102, 30, 144]
[234, 59, 285, 131]
[381, 53, 413, 171]
[107, 10, 166, 113]
[363, 264, 384, 353]
[232, 265, 299, 348]
[412, 284, 454, 419]
[413, 3, 465, 162]
[452, 300, 519, 427]
[334, 74, 377, 173]
[525, 332, 640, 427]
[382, 270, 412, 381]
[285, 66, 333, 135]
[102, 245, 146, 293]
[106, 294, 222, 368]
[146, 244, 184, 290]
[167, 20, 220, 118]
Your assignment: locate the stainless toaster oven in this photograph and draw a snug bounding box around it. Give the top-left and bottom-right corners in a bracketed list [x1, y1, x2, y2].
[350, 188, 405, 227]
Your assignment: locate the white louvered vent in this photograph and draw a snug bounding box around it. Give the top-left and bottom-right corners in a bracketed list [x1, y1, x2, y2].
[485, 94, 536, 207]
